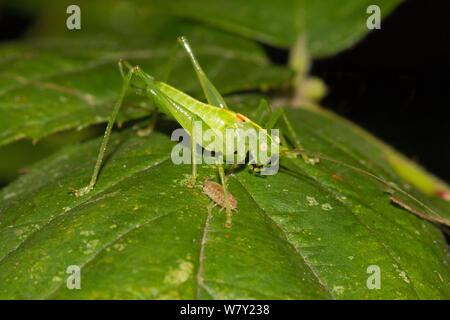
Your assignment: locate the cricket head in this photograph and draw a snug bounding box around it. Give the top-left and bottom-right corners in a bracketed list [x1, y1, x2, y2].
[232, 113, 281, 174]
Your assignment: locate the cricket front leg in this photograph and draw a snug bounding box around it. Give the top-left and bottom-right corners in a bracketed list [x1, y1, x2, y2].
[72, 61, 138, 197]
[217, 165, 233, 228]
[262, 102, 318, 164]
[279, 109, 319, 164]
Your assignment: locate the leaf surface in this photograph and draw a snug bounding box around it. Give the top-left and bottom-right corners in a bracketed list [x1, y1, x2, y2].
[0, 95, 448, 299]
[10, 0, 404, 56]
[147, 0, 403, 56]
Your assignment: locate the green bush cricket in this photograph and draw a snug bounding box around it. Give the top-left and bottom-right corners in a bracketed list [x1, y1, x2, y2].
[70, 36, 448, 228]
[73, 35, 449, 230]
[71, 36, 318, 228]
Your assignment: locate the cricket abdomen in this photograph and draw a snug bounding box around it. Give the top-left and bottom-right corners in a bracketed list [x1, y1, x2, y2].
[203, 180, 238, 210]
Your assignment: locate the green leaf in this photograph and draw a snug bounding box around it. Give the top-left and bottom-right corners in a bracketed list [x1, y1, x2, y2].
[147, 0, 403, 56]
[10, 0, 403, 57]
[148, 0, 298, 48]
[303, 0, 403, 57]
[0, 95, 448, 299]
[0, 28, 291, 147]
[0, 125, 102, 186]
[292, 106, 450, 224]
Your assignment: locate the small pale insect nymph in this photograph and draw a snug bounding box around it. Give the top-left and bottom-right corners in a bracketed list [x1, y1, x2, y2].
[190, 179, 238, 211]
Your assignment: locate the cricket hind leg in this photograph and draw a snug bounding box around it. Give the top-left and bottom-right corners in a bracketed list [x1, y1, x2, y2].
[178, 36, 235, 224]
[72, 61, 147, 197]
[190, 117, 199, 182]
[177, 36, 228, 110]
[217, 164, 233, 228]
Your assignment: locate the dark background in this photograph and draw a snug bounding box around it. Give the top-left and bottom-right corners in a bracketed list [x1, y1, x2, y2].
[312, 0, 450, 183]
[0, 0, 449, 183]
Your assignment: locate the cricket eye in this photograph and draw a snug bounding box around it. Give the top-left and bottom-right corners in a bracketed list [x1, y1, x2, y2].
[260, 142, 268, 151]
